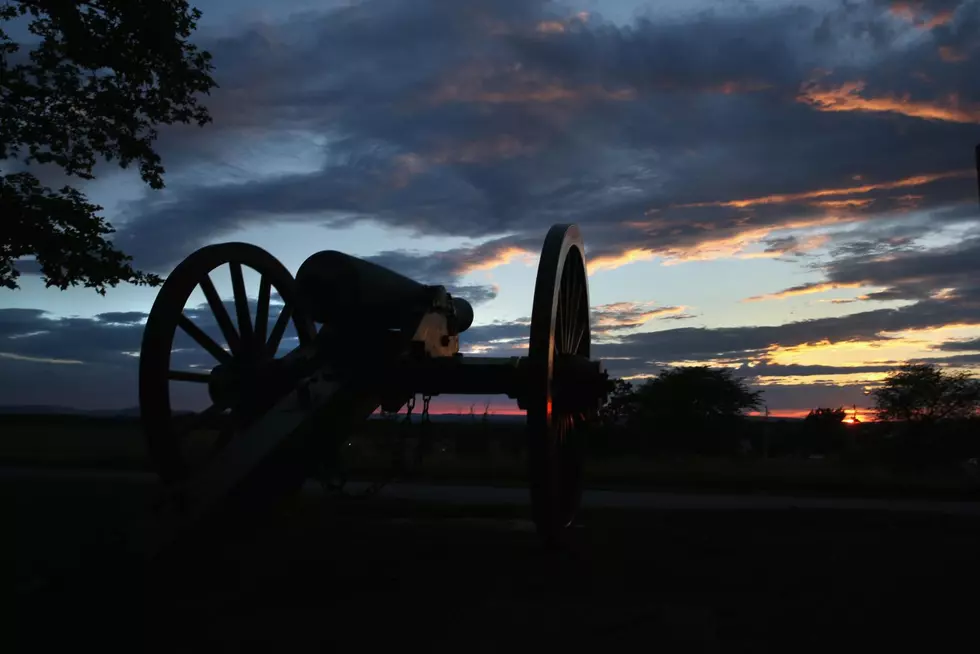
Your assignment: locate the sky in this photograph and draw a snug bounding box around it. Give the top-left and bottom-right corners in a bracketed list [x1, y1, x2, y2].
[1, 0, 979, 417]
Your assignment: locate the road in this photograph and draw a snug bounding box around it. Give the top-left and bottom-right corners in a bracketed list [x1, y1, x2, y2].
[4, 465, 980, 515]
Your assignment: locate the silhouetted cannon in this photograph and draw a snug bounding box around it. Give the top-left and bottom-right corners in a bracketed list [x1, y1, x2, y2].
[137, 224, 610, 551]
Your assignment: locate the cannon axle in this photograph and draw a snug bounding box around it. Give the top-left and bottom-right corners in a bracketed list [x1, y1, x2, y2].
[387, 354, 608, 411]
[203, 351, 608, 416]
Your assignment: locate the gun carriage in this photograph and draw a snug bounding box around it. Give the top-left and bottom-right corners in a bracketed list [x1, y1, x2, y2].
[137, 223, 610, 547]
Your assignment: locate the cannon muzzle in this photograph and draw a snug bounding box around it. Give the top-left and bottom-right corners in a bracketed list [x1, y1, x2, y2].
[452, 296, 474, 333]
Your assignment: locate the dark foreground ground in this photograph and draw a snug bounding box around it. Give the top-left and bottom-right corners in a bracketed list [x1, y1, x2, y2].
[7, 471, 980, 652]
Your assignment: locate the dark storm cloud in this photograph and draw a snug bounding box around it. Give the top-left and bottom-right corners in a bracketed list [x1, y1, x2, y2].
[598, 294, 980, 362]
[445, 284, 498, 305]
[936, 336, 980, 350]
[458, 300, 692, 351]
[7, 0, 980, 415]
[0, 296, 298, 369]
[69, 0, 976, 276]
[772, 234, 980, 302]
[461, 319, 530, 348]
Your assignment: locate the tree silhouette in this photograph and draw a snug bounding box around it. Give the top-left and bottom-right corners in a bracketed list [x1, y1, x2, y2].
[871, 363, 980, 423]
[803, 407, 848, 456]
[805, 407, 848, 427]
[1, 1, 217, 294]
[597, 378, 636, 426]
[624, 366, 763, 455]
[632, 366, 763, 426]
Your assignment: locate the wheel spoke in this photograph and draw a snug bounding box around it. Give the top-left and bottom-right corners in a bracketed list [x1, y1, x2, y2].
[229, 262, 253, 348]
[553, 412, 566, 445]
[570, 269, 586, 354]
[555, 300, 564, 356]
[199, 273, 241, 356]
[571, 326, 586, 355]
[569, 268, 583, 353]
[178, 314, 233, 365]
[254, 275, 271, 348]
[266, 304, 293, 357]
[168, 370, 211, 383]
[562, 270, 574, 353]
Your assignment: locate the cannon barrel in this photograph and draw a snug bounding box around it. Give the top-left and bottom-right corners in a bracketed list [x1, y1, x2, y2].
[296, 250, 472, 332]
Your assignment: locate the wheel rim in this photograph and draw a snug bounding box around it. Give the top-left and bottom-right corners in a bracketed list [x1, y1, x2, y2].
[138, 243, 316, 483]
[527, 224, 591, 540]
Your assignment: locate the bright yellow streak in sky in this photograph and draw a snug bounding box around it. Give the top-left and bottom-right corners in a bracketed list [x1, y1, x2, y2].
[768, 324, 980, 369]
[799, 78, 980, 124]
[753, 372, 891, 387]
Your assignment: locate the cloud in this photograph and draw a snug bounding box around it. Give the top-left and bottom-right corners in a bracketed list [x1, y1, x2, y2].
[744, 282, 869, 303]
[798, 78, 980, 124]
[763, 235, 980, 304]
[5, 0, 980, 415]
[591, 302, 692, 333]
[936, 336, 980, 351]
[590, 295, 980, 369]
[17, 0, 964, 279]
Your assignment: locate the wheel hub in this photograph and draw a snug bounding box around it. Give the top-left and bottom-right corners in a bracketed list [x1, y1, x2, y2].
[552, 354, 611, 414]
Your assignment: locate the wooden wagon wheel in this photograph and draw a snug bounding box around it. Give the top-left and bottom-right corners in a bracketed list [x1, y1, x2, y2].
[526, 223, 593, 546]
[139, 243, 316, 483]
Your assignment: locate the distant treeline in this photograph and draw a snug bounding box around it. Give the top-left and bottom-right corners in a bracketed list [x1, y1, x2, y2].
[0, 414, 142, 428]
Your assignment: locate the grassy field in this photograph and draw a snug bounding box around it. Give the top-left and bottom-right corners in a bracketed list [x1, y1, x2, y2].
[2, 414, 979, 499]
[9, 474, 980, 652]
[7, 415, 980, 650]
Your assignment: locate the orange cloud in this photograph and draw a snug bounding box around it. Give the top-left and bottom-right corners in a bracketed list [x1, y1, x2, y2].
[810, 198, 875, 209]
[391, 153, 427, 188]
[535, 20, 566, 33]
[591, 302, 688, 330]
[587, 248, 656, 273]
[798, 79, 980, 124]
[752, 372, 892, 387]
[889, 2, 954, 30]
[645, 216, 844, 266]
[675, 170, 973, 209]
[707, 80, 772, 95]
[922, 10, 954, 30]
[744, 282, 868, 303]
[890, 2, 918, 21]
[456, 246, 535, 275]
[938, 46, 969, 63]
[823, 295, 871, 304]
[767, 325, 980, 370]
[930, 287, 958, 300]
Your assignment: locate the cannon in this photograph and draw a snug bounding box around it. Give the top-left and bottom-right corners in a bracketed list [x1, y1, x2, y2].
[137, 223, 610, 549]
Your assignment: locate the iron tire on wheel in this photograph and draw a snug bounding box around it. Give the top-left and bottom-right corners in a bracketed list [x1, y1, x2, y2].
[526, 223, 592, 547]
[139, 243, 316, 483]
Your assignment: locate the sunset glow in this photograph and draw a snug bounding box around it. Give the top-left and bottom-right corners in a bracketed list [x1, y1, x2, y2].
[676, 170, 973, 210]
[798, 80, 980, 124]
[3, 0, 978, 422]
[587, 248, 656, 273]
[744, 282, 870, 303]
[456, 247, 535, 276]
